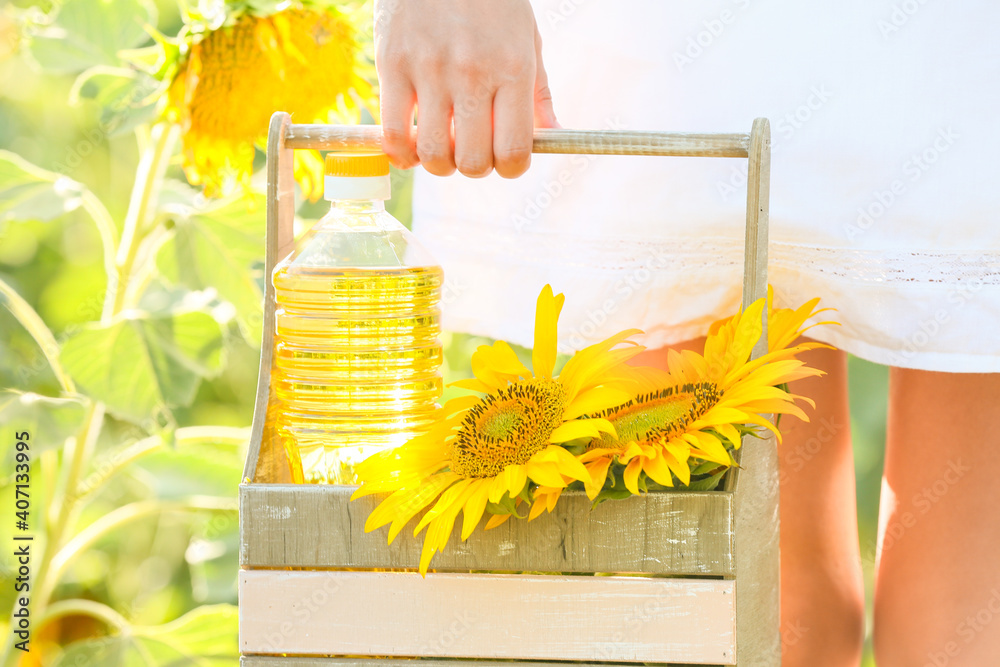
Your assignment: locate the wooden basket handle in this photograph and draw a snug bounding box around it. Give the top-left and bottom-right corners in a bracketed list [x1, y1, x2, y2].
[284, 124, 752, 157]
[271, 117, 770, 317]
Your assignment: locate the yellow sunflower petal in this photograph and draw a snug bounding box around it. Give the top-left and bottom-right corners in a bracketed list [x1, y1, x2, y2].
[642, 452, 675, 488]
[545, 486, 562, 512]
[502, 463, 528, 500]
[691, 406, 753, 429]
[528, 486, 563, 520]
[662, 449, 691, 486]
[476, 340, 532, 381]
[559, 330, 644, 402]
[383, 473, 460, 541]
[442, 395, 483, 414]
[414, 478, 474, 533]
[419, 525, 438, 576]
[686, 432, 732, 466]
[549, 417, 617, 443]
[617, 441, 644, 463]
[623, 458, 643, 495]
[484, 512, 512, 530]
[547, 445, 592, 483]
[471, 342, 523, 391]
[525, 461, 568, 488]
[627, 364, 677, 393]
[488, 474, 510, 504]
[563, 384, 634, 421]
[714, 421, 744, 449]
[532, 285, 565, 380]
[418, 482, 481, 575]
[460, 481, 492, 541]
[448, 377, 494, 393]
[736, 398, 811, 421]
[529, 495, 548, 521]
[584, 456, 613, 499]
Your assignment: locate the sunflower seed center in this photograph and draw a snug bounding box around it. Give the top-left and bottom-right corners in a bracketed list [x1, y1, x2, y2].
[592, 382, 721, 449]
[451, 379, 567, 479]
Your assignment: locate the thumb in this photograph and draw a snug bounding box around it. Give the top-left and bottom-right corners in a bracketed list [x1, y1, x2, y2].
[533, 24, 560, 129]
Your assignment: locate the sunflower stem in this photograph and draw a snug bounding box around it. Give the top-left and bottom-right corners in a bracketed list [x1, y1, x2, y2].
[104, 122, 177, 321]
[36, 497, 238, 610]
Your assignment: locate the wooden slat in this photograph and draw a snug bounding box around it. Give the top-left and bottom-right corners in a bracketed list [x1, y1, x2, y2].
[722, 116, 772, 495]
[241, 657, 726, 667]
[239, 485, 733, 576]
[742, 117, 771, 359]
[731, 119, 780, 666]
[284, 125, 750, 158]
[239, 570, 736, 665]
[732, 430, 780, 666]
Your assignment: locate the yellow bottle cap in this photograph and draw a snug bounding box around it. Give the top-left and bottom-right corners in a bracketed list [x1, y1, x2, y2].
[324, 152, 391, 178]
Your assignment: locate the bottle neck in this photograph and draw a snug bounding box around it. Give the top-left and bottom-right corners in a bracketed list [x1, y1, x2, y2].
[329, 199, 385, 214]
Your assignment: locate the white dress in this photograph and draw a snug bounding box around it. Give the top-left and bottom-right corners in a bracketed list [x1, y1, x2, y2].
[412, 0, 1000, 372]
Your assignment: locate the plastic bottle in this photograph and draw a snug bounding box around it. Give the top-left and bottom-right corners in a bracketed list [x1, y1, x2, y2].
[272, 153, 443, 484]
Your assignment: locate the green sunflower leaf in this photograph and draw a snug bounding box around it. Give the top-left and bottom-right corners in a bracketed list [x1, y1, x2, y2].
[29, 0, 158, 73]
[69, 66, 161, 136]
[60, 307, 226, 426]
[156, 191, 266, 343]
[691, 460, 724, 476]
[0, 392, 88, 485]
[486, 492, 526, 519]
[686, 468, 729, 492]
[0, 150, 85, 223]
[590, 485, 632, 509]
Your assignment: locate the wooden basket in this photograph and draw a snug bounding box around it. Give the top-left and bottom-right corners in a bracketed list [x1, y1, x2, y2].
[239, 113, 776, 667]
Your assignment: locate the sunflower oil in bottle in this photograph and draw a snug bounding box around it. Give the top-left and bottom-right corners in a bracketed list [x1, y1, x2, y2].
[271, 153, 443, 484]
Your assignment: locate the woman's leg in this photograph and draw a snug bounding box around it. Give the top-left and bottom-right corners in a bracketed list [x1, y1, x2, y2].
[777, 344, 865, 666]
[632, 340, 865, 666]
[874, 370, 1000, 666]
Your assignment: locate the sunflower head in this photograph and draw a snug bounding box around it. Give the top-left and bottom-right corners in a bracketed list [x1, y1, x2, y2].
[590, 382, 721, 451]
[353, 285, 651, 574]
[580, 291, 836, 500]
[166, 4, 374, 198]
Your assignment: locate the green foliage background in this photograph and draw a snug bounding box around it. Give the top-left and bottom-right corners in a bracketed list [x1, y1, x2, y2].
[0, 0, 887, 664]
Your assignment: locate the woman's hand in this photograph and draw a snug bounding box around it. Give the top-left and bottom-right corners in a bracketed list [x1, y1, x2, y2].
[374, 0, 558, 178]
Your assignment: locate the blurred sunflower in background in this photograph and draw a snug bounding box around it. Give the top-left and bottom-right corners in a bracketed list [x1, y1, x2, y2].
[164, 1, 375, 198]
